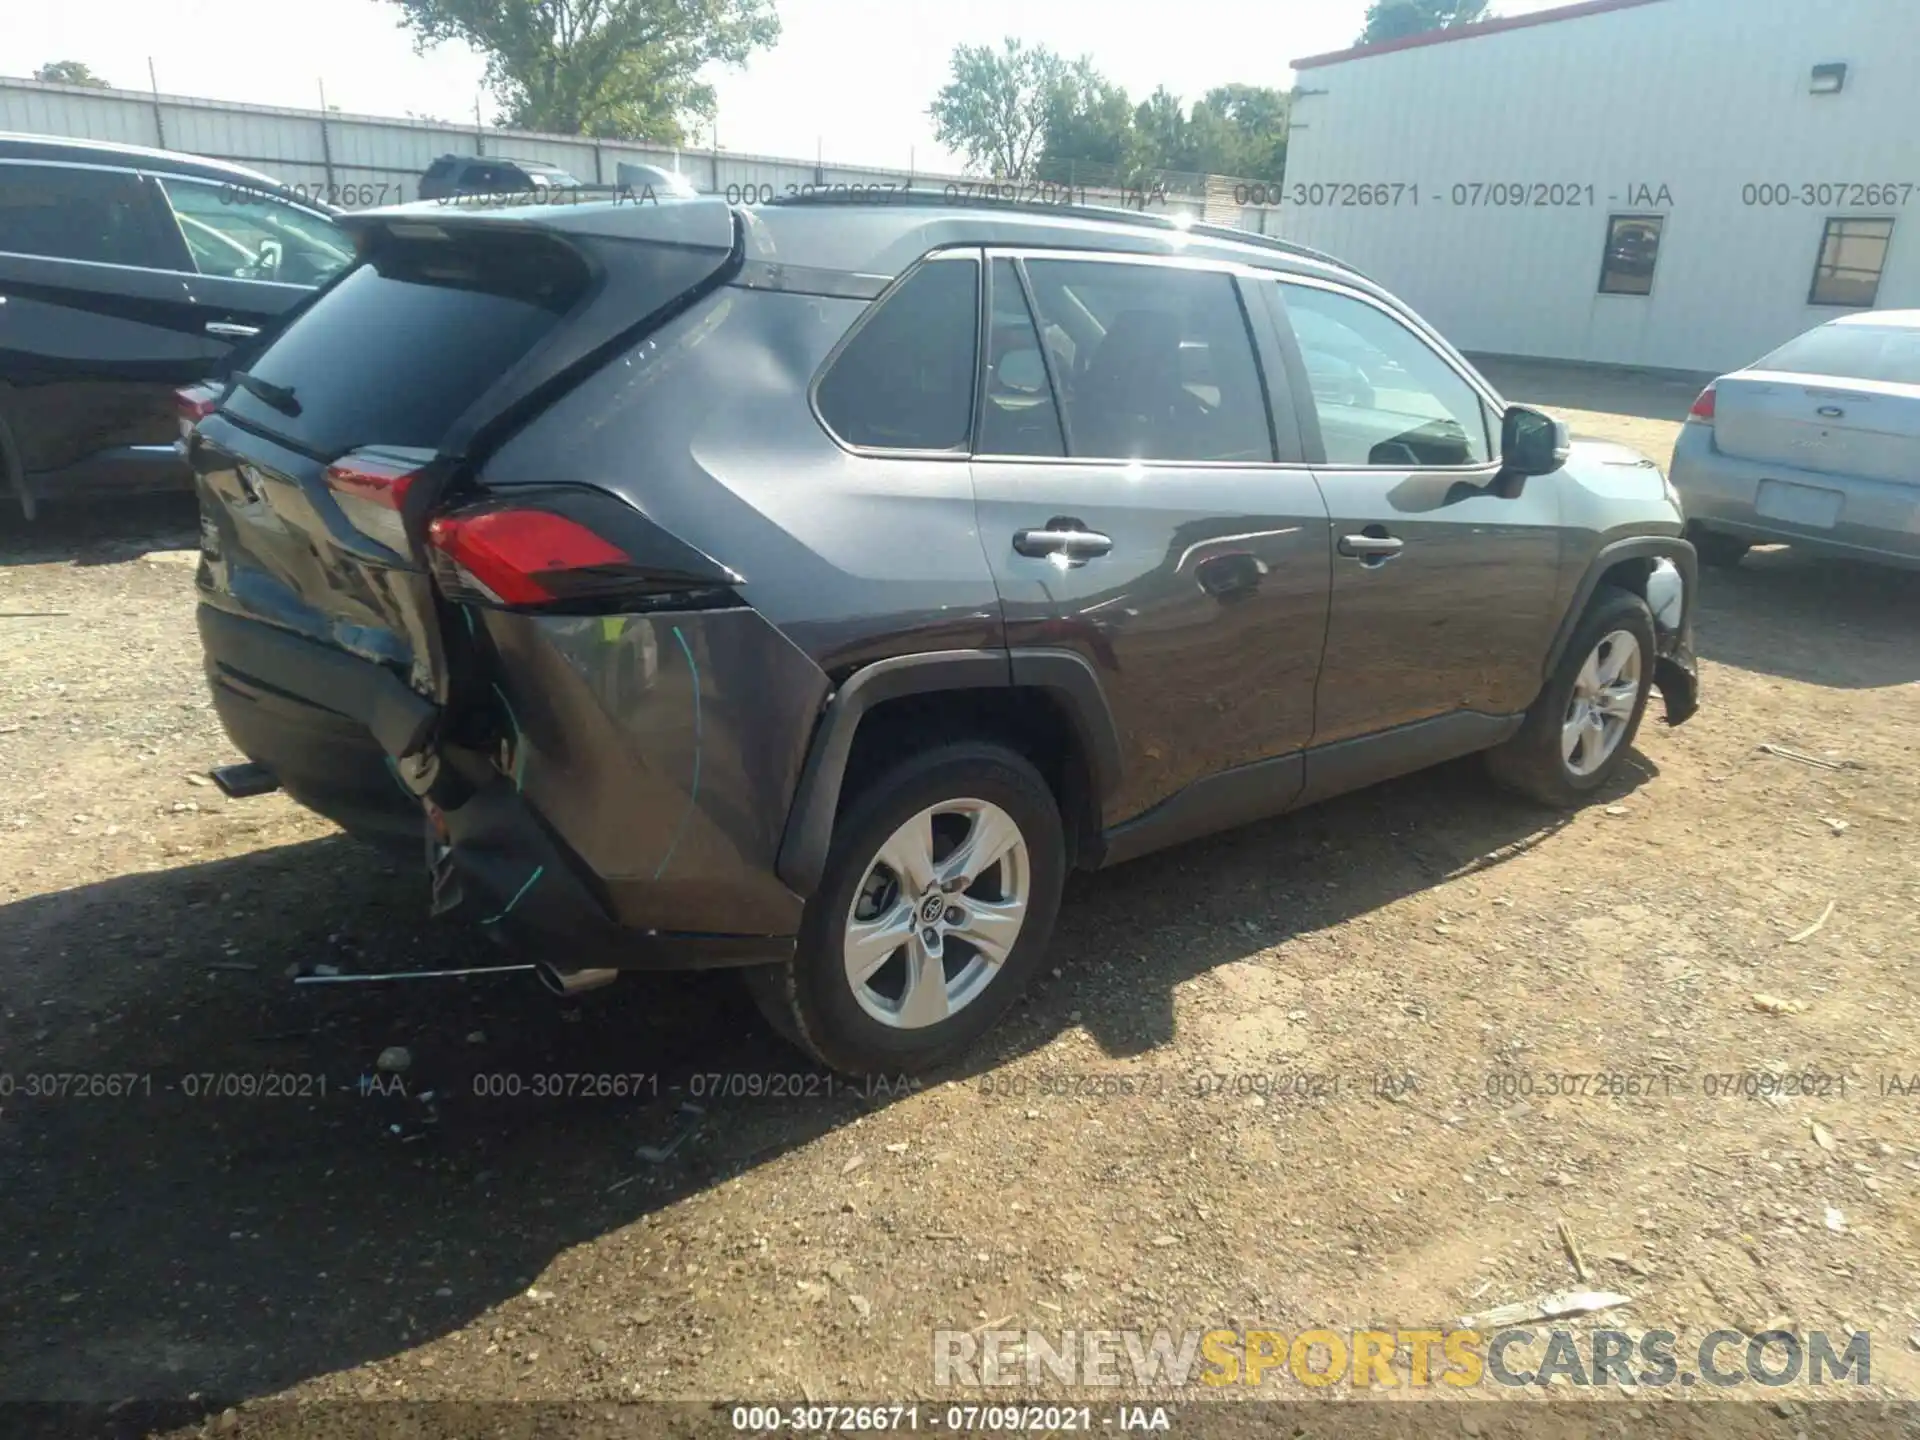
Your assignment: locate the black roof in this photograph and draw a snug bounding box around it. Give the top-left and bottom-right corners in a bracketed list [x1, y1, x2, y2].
[0, 132, 339, 212]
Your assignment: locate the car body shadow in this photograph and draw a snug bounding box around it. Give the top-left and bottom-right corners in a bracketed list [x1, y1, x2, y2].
[0, 494, 200, 569]
[1693, 546, 1920, 690]
[0, 754, 1638, 1415]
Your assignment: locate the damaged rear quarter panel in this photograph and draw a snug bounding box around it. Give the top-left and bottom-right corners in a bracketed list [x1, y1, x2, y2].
[478, 603, 828, 936]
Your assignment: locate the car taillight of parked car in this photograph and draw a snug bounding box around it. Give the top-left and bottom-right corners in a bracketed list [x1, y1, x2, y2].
[323, 446, 436, 553]
[174, 382, 224, 448]
[1688, 383, 1717, 423]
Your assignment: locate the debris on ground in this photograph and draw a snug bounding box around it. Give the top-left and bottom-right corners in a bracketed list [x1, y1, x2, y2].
[1786, 898, 1836, 944]
[375, 1046, 411, 1073]
[1751, 993, 1807, 1016]
[1458, 1290, 1632, 1328]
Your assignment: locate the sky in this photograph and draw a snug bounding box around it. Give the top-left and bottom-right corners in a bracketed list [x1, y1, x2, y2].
[0, 0, 1571, 174]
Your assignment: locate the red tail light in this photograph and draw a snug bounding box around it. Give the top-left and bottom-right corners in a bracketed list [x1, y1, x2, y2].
[175, 381, 223, 443]
[324, 447, 435, 552]
[1688, 383, 1717, 422]
[428, 508, 631, 607]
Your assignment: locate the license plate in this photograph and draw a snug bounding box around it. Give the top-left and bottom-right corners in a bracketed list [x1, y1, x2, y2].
[1756, 479, 1844, 529]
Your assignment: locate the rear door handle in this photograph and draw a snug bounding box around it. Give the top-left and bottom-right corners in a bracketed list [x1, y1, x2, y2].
[205, 321, 260, 339]
[1013, 526, 1113, 560]
[1338, 533, 1404, 559]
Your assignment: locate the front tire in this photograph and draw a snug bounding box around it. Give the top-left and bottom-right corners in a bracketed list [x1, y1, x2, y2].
[1487, 586, 1657, 807]
[745, 742, 1065, 1076]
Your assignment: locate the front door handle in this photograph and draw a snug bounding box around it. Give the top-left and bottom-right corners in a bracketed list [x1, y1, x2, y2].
[1338, 533, 1404, 559]
[1013, 524, 1113, 560]
[205, 321, 260, 340]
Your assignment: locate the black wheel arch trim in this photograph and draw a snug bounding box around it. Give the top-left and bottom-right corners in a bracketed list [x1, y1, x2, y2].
[1544, 535, 1698, 679]
[774, 647, 1124, 898]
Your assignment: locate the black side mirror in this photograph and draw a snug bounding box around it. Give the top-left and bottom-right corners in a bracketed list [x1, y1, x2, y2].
[1501, 405, 1571, 477]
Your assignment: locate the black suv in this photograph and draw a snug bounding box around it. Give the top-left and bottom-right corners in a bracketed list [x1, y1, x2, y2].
[0, 134, 355, 515]
[186, 192, 1700, 1074]
[416, 155, 584, 202]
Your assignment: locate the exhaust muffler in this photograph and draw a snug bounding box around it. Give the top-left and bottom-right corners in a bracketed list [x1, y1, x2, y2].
[535, 964, 620, 996]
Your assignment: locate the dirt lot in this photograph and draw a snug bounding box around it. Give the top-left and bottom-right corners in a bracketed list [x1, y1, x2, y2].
[2, 361, 1918, 1437]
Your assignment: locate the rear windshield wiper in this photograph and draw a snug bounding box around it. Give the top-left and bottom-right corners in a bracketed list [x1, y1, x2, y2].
[232, 371, 302, 418]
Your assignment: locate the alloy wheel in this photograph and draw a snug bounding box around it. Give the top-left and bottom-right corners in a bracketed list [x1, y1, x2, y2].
[842, 799, 1031, 1029]
[1562, 628, 1643, 777]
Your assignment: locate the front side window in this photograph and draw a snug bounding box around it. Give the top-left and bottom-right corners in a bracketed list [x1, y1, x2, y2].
[1279, 282, 1490, 468]
[1599, 213, 1664, 295]
[1019, 258, 1272, 463]
[159, 177, 353, 286]
[815, 255, 980, 452]
[1809, 217, 1894, 307]
[0, 162, 181, 267]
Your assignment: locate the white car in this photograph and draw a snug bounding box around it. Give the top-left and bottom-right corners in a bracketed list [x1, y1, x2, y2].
[1670, 310, 1920, 570]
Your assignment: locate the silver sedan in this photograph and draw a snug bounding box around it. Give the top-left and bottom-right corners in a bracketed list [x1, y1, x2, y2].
[1670, 310, 1920, 570]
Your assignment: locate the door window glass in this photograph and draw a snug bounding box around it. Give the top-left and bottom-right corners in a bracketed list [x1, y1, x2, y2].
[159, 177, 354, 286]
[815, 255, 979, 452]
[1020, 258, 1273, 463]
[0, 162, 181, 267]
[1279, 283, 1490, 467]
[980, 258, 1066, 457]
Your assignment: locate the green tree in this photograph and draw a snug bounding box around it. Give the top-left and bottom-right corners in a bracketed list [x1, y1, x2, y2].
[1188, 84, 1290, 181]
[1037, 58, 1136, 183]
[34, 60, 110, 88]
[930, 38, 1069, 179]
[386, 0, 778, 144]
[1131, 86, 1200, 175]
[1358, 0, 1492, 45]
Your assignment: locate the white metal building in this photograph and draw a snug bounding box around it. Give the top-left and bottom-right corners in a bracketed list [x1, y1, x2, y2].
[1278, 0, 1920, 373]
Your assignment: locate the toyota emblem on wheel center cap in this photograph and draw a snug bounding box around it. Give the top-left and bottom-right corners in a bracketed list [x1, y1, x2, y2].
[920, 893, 947, 924]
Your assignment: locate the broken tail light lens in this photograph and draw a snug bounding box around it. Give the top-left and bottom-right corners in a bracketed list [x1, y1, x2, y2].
[175, 381, 224, 445]
[324, 446, 437, 553]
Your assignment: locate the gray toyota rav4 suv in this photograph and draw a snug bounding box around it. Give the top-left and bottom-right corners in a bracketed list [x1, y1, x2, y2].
[186, 192, 1700, 1074]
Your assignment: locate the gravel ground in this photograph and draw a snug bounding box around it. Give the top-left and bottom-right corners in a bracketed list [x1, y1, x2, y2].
[2, 371, 1917, 1439]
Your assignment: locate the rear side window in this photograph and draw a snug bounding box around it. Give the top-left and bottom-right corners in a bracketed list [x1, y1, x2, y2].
[1757, 323, 1920, 384]
[0, 162, 183, 267]
[221, 228, 590, 456]
[1020, 258, 1272, 463]
[815, 255, 979, 452]
[980, 258, 1065, 457]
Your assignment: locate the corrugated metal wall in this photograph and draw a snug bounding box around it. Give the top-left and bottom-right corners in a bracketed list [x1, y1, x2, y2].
[0, 75, 1226, 221]
[1278, 0, 1920, 372]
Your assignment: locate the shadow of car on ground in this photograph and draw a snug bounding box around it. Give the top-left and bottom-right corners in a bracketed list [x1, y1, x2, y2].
[0, 753, 1640, 1419]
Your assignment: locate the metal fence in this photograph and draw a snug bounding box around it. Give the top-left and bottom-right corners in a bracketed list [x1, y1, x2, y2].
[0, 74, 1285, 234]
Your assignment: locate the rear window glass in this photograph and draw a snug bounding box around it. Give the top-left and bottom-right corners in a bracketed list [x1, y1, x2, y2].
[221, 228, 590, 456]
[1756, 324, 1920, 386]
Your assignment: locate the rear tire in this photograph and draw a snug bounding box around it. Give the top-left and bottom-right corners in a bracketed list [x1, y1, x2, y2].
[1486, 586, 1657, 807]
[744, 741, 1065, 1076]
[1686, 522, 1749, 568]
